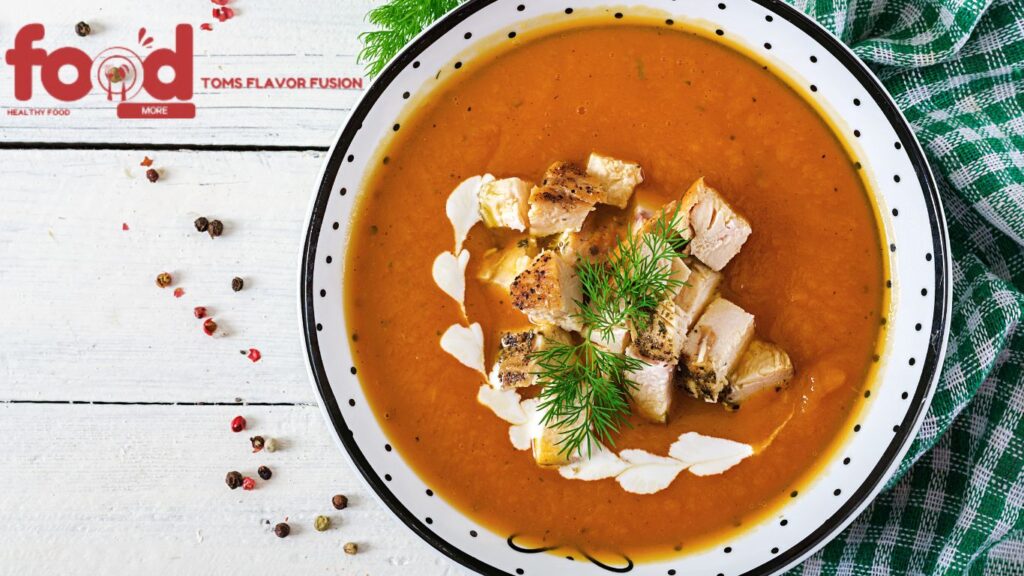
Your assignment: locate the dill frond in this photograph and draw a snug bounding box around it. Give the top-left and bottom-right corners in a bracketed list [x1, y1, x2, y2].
[358, 0, 464, 78]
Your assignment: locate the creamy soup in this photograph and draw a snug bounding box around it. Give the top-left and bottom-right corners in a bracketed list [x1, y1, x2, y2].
[345, 22, 884, 559]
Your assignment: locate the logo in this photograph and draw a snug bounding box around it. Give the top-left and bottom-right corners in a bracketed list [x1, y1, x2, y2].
[5, 24, 195, 118]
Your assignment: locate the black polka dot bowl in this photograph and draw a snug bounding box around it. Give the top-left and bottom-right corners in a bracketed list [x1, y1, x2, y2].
[300, 1, 951, 574]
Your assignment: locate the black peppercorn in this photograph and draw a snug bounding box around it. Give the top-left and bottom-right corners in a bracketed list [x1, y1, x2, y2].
[145, 168, 159, 183]
[225, 470, 243, 489]
[75, 21, 91, 37]
[194, 217, 209, 232]
[208, 219, 224, 238]
[258, 465, 272, 480]
[231, 277, 244, 292]
[274, 522, 290, 538]
[332, 494, 349, 510]
[250, 435, 265, 452]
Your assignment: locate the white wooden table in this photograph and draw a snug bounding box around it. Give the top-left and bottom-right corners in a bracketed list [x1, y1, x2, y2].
[0, 2, 470, 573]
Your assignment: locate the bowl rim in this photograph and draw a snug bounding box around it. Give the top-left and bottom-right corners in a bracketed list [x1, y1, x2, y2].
[299, 0, 952, 574]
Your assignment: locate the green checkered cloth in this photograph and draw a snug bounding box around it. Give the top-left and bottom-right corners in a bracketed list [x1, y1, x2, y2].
[367, 0, 1024, 571]
[787, 0, 1024, 573]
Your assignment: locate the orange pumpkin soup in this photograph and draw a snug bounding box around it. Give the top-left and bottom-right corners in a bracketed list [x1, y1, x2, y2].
[346, 23, 883, 558]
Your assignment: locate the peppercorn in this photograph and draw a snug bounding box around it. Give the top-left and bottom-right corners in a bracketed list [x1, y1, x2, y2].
[146, 168, 160, 183]
[314, 515, 330, 532]
[242, 476, 255, 491]
[155, 272, 172, 288]
[208, 219, 224, 238]
[231, 277, 244, 292]
[264, 438, 278, 453]
[250, 435, 265, 452]
[203, 318, 218, 336]
[194, 216, 209, 232]
[257, 465, 272, 480]
[343, 542, 358, 555]
[331, 494, 349, 510]
[75, 21, 91, 37]
[193, 306, 207, 319]
[230, 415, 246, 433]
[225, 470, 243, 489]
[274, 522, 290, 538]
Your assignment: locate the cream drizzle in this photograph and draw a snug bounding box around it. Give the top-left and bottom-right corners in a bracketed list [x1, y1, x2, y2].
[439, 323, 485, 376]
[432, 249, 470, 312]
[445, 174, 494, 252]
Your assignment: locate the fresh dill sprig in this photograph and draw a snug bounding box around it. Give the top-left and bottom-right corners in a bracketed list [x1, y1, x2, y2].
[532, 206, 691, 457]
[358, 0, 464, 78]
[533, 339, 644, 457]
[578, 205, 690, 341]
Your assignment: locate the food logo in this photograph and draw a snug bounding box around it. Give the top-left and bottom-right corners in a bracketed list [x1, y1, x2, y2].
[5, 24, 195, 118]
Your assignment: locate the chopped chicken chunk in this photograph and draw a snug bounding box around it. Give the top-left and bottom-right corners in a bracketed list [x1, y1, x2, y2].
[533, 420, 573, 467]
[477, 238, 538, 290]
[679, 178, 752, 271]
[680, 297, 755, 402]
[586, 152, 644, 209]
[478, 177, 532, 231]
[488, 326, 570, 390]
[725, 340, 794, 407]
[630, 297, 688, 363]
[528, 162, 608, 236]
[624, 345, 674, 424]
[588, 324, 631, 354]
[510, 250, 583, 332]
[674, 260, 723, 331]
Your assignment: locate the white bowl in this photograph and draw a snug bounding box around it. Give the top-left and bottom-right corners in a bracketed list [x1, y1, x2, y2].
[300, 1, 952, 574]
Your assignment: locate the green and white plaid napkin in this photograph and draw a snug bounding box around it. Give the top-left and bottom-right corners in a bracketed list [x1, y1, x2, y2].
[365, 0, 1024, 571]
[789, 0, 1024, 573]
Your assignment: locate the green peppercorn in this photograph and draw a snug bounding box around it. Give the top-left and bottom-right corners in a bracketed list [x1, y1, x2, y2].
[264, 438, 278, 453]
[343, 542, 358, 555]
[314, 515, 330, 532]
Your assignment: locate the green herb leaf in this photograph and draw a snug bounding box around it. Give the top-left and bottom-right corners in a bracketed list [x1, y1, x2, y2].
[532, 206, 691, 457]
[358, 0, 464, 78]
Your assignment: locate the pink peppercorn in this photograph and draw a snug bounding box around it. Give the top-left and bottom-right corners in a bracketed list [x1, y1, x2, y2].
[230, 415, 246, 433]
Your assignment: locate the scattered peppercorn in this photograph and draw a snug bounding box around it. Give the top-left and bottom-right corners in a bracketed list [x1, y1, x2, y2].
[343, 542, 358, 555]
[146, 168, 160, 183]
[250, 435, 265, 452]
[225, 470, 243, 489]
[230, 415, 246, 433]
[193, 306, 207, 319]
[264, 438, 278, 453]
[173, 287, 185, 298]
[274, 522, 290, 538]
[203, 318, 218, 336]
[314, 515, 331, 532]
[246, 348, 261, 363]
[331, 494, 349, 510]
[75, 21, 91, 37]
[231, 277, 244, 292]
[257, 465, 272, 480]
[194, 216, 209, 232]
[155, 272, 172, 288]
[242, 476, 255, 491]
[208, 219, 224, 238]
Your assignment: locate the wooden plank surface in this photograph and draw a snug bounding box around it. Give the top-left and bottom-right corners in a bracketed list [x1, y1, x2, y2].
[0, 149, 323, 403]
[0, 402, 469, 575]
[0, 0, 381, 147]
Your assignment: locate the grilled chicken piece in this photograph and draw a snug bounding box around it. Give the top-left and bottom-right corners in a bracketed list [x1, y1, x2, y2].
[725, 340, 794, 407]
[478, 177, 532, 231]
[679, 178, 752, 271]
[586, 153, 644, 209]
[630, 297, 688, 363]
[528, 162, 608, 236]
[488, 326, 570, 390]
[624, 345, 674, 424]
[588, 324, 631, 354]
[680, 297, 755, 403]
[674, 260, 723, 331]
[477, 238, 539, 290]
[510, 250, 583, 332]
